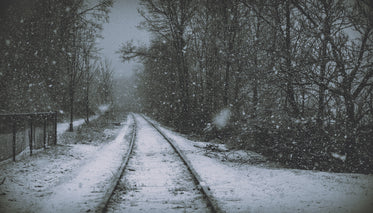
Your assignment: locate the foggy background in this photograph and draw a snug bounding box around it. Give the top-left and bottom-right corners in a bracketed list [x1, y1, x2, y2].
[97, 0, 150, 78]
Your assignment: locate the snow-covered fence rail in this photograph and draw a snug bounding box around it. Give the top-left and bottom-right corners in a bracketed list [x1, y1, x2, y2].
[0, 112, 57, 162]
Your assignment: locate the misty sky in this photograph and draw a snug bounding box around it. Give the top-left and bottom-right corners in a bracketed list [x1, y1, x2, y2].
[97, 0, 150, 78]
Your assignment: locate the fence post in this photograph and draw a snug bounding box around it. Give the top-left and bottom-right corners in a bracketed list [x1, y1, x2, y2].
[54, 111, 57, 145]
[12, 118, 16, 162]
[29, 118, 33, 156]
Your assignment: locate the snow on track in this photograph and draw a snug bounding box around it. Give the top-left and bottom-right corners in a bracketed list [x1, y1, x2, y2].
[106, 114, 211, 212]
[150, 118, 373, 213]
[37, 117, 132, 213]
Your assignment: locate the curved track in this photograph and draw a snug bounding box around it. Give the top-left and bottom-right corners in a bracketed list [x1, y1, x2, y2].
[103, 114, 222, 213]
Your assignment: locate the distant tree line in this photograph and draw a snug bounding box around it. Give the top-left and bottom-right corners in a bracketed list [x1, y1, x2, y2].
[120, 0, 372, 173]
[0, 0, 114, 131]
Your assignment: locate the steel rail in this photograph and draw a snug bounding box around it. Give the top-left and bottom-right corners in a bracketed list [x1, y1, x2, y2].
[98, 113, 137, 213]
[140, 114, 224, 213]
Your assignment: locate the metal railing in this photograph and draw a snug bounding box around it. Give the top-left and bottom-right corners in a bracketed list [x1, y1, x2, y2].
[0, 112, 57, 162]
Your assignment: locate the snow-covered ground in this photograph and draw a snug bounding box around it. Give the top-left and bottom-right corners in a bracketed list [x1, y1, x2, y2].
[0, 114, 132, 212]
[57, 104, 110, 134]
[156, 123, 373, 213]
[0, 111, 104, 165]
[56, 117, 96, 135]
[38, 118, 131, 213]
[1, 113, 372, 213]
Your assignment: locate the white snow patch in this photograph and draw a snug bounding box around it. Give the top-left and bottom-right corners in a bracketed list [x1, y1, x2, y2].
[57, 115, 98, 135]
[57, 119, 83, 135]
[98, 104, 110, 114]
[213, 108, 231, 129]
[331, 152, 347, 162]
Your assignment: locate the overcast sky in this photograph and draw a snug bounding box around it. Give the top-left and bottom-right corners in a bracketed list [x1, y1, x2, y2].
[97, 0, 150, 78]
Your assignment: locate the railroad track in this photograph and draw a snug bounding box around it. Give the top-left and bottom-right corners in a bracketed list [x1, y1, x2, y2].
[101, 113, 222, 213]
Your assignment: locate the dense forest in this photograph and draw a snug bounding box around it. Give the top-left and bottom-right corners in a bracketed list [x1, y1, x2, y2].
[0, 0, 114, 130]
[120, 0, 373, 173]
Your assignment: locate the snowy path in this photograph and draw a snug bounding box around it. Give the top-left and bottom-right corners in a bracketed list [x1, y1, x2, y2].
[57, 115, 98, 135]
[106, 115, 211, 212]
[0, 115, 132, 213]
[37, 118, 131, 213]
[57, 104, 110, 135]
[147, 118, 373, 213]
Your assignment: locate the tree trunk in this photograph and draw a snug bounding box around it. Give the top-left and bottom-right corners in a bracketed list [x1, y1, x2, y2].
[85, 49, 90, 124]
[86, 81, 90, 124]
[69, 30, 77, 132]
[344, 95, 357, 166]
[285, 0, 299, 117]
[69, 80, 74, 132]
[175, 34, 190, 132]
[316, 3, 331, 129]
[180, 52, 190, 131]
[224, 60, 230, 107]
